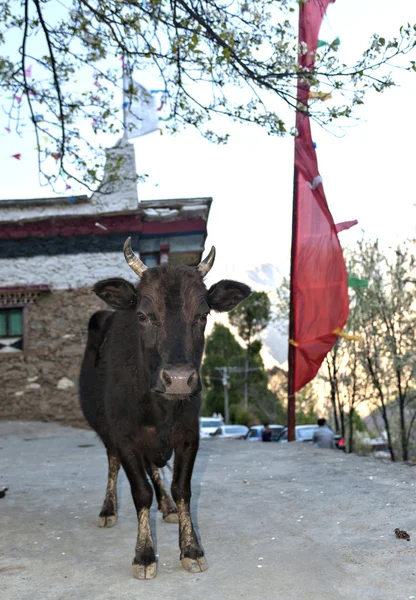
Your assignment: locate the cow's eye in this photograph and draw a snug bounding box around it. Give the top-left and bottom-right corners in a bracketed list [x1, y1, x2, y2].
[138, 312, 148, 323]
[196, 313, 209, 324]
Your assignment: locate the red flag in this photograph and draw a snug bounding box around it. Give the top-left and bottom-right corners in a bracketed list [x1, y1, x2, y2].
[290, 0, 356, 392]
[11, 153, 21, 160]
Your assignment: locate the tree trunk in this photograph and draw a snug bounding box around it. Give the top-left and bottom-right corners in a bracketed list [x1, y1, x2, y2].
[381, 403, 396, 462]
[348, 408, 354, 454]
[331, 383, 340, 433]
[366, 355, 396, 461]
[339, 405, 345, 440]
[399, 397, 408, 461]
[243, 347, 249, 410]
[397, 370, 408, 461]
[326, 356, 340, 433]
[336, 385, 345, 440]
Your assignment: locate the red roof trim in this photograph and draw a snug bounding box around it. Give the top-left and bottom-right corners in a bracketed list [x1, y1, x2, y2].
[0, 214, 142, 240]
[142, 219, 206, 235]
[0, 215, 207, 240]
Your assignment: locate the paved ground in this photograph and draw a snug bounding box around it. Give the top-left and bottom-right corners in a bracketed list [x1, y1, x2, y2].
[1, 421, 416, 600]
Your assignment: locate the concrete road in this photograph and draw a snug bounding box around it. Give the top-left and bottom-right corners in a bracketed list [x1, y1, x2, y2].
[1, 421, 416, 600]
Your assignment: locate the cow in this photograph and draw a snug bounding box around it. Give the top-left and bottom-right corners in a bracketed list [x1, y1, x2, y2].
[79, 238, 251, 580]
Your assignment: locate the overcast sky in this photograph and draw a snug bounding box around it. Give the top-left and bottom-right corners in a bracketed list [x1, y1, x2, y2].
[132, 0, 416, 285]
[1, 0, 415, 365]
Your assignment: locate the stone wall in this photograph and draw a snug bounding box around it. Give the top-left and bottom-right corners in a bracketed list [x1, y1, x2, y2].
[0, 288, 106, 427]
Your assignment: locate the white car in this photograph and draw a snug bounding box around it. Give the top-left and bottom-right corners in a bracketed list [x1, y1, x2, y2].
[210, 425, 249, 439]
[200, 417, 224, 438]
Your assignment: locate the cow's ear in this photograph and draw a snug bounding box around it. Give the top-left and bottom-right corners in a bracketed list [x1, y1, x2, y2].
[93, 278, 137, 309]
[207, 280, 251, 313]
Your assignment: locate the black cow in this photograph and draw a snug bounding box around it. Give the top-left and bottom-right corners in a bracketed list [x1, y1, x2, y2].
[79, 238, 251, 579]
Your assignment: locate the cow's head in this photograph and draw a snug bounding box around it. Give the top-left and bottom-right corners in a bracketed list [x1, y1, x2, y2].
[93, 238, 251, 399]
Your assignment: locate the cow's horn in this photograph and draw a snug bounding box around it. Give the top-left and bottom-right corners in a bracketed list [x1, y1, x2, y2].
[198, 246, 216, 277]
[123, 237, 148, 278]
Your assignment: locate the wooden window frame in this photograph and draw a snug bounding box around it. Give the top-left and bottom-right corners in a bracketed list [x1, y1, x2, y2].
[0, 303, 28, 357]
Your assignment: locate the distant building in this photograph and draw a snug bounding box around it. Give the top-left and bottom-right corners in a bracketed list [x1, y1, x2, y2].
[0, 139, 212, 425]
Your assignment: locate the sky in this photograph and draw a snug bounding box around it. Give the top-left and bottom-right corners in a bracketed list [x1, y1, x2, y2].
[1, 0, 415, 366]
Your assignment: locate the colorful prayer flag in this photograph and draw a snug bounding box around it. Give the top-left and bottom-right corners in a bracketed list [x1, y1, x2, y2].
[309, 91, 332, 101]
[123, 73, 159, 138]
[317, 36, 340, 48]
[348, 277, 368, 288]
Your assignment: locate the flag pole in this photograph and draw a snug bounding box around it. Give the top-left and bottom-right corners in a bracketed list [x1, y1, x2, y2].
[288, 163, 298, 443]
[287, 2, 302, 443]
[122, 59, 129, 139]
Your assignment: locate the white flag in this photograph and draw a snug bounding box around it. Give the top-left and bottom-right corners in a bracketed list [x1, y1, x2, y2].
[123, 74, 159, 138]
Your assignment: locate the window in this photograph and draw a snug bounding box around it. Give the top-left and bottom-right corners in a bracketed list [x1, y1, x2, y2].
[142, 254, 159, 268]
[225, 427, 247, 434]
[270, 427, 284, 441]
[297, 427, 317, 440]
[249, 428, 261, 438]
[200, 420, 223, 429]
[0, 308, 24, 352]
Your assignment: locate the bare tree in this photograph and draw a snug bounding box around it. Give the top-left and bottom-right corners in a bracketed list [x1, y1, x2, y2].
[1, 0, 415, 189]
[352, 239, 416, 461]
[325, 344, 341, 435]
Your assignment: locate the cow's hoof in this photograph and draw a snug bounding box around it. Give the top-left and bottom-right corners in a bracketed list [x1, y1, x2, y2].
[98, 514, 117, 528]
[132, 561, 157, 580]
[163, 512, 179, 524]
[181, 556, 209, 573]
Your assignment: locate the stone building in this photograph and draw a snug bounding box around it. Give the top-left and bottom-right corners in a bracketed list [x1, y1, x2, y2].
[0, 139, 212, 425]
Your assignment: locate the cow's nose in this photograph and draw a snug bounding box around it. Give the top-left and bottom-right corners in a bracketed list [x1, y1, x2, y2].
[160, 366, 197, 395]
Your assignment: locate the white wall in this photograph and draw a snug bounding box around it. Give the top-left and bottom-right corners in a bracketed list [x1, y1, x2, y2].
[0, 253, 138, 289]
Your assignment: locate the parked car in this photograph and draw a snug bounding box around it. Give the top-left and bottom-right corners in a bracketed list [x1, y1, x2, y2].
[200, 417, 224, 439]
[210, 425, 249, 439]
[276, 424, 345, 450]
[244, 424, 285, 442]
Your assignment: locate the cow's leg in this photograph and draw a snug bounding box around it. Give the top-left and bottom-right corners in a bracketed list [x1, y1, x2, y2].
[145, 461, 179, 524]
[171, 440, 208, 573]
[120, 452, 157, 580]
[98, 448, 120, 528]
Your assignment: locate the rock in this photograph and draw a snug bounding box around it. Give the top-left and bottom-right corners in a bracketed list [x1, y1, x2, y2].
[57, 377, 75, 390]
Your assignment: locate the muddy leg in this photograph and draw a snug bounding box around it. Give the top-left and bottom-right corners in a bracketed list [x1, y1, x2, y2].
[98, 449, 120, 528]
[171, 439, 208, 573]
[121, 452, 157, 580]
[145, 461, 179, 524]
